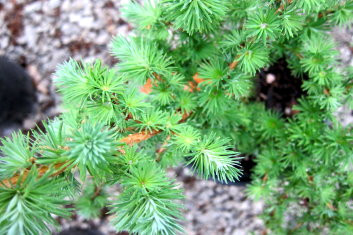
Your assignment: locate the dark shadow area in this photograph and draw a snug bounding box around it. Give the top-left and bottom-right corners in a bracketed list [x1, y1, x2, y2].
[256, 58, 307, 117]
[0, 56, 37, 137]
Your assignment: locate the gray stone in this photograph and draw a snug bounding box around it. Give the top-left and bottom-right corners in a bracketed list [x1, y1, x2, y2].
[78, 16, 95, 28]
[24, 2, 42, 14]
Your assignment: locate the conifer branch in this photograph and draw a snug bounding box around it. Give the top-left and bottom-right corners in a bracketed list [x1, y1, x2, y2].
[1, 109, 191, 187]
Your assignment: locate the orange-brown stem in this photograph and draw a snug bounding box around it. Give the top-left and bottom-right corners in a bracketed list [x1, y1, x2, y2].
[275, 0, 292, 14]
[2, 162, 67, 187]
[119, 129, 162, 146]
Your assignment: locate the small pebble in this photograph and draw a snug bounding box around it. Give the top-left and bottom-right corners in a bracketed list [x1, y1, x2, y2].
[266, 73, 276, 84]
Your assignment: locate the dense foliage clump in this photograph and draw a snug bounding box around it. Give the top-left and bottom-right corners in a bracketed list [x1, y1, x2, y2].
[1, 0, 353, 234]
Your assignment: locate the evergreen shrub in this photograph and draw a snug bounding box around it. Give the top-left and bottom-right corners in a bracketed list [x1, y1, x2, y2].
[1, 0, 353, 234]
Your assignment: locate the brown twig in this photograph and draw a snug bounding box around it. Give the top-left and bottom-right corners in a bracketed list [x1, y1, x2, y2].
[155, 135, 171, 162]
[119, 129, 162, 146]
[1, 162, 67, 187]
[275, 0, 293, 14]
[91, 185, 103, 200]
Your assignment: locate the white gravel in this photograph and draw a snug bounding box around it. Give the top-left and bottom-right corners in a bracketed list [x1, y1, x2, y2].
[0, 0, 130, 130]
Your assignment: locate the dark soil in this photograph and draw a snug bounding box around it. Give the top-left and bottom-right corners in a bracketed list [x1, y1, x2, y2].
[256, 58, 307, 117]
[57, 227, 104, 235]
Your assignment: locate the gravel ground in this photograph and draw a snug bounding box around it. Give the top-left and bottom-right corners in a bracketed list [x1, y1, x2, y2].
[0, 0, 130, 133]
[173, 168, 264, 235]
[331, 27, 353, 126]
[1, 1, 353, 235]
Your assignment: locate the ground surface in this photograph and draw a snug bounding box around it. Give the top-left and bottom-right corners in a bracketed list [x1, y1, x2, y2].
[1, 1, 353, 235]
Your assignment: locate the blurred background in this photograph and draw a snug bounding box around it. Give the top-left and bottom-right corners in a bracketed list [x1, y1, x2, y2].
[0, 1, 353, 234]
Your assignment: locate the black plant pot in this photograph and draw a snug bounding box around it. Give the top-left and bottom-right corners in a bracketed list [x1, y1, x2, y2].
[57, 227, 130, 235]
[0, 56, 37, 136]
[232, 155, 256, 185]
[211, 154, 256, 186]
[184, 153, 256, 186]
[57, 227, 104, 235]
